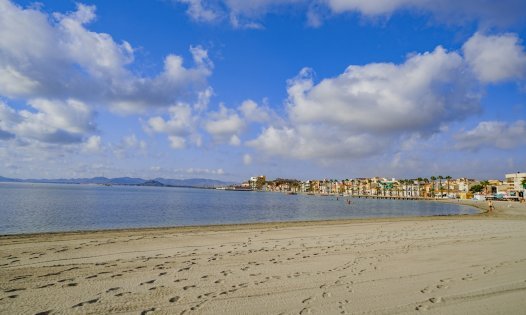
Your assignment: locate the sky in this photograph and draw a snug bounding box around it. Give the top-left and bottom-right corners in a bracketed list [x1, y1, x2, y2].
[0, 0, 525, 182]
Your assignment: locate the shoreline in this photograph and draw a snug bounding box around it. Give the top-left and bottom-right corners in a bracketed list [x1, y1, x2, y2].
[0, 198, 485, 239]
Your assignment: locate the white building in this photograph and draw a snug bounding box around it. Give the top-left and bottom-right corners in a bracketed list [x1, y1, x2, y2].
[505, 172, 526, 193]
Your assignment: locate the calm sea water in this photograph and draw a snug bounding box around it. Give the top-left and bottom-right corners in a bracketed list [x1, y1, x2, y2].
[0, 182, 477, 234]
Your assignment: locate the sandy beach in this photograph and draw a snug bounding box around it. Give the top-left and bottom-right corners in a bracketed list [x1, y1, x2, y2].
[1, 200, 526, 314]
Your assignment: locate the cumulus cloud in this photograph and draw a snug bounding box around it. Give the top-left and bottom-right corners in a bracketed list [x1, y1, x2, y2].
[184, 167, 225, 175]
[144, 96, 272, 149]
[111, 134, 148, 158]
[238, 99, 272, 122]
[176, 0, 305, 28]
[463, 32, 526, 83]
[177, 0, 219, 22]
[83, 135, 102, 152]
[455, 120, 526, 150]
[323, 1, 526, 27]
[176, 0, 526, 28]
[0, 99, 96, 144]
[249, 46, 481, 160]
[204, 104, 245, 144]
[0, 0, 213, 153]
[243, 153, 252, 165]
[147, 104, 195, 135]
[0, 1, 212, 114]
[145, 97, 208, 149]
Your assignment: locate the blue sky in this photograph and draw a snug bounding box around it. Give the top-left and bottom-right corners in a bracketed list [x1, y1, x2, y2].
[0, 0, 525, 182]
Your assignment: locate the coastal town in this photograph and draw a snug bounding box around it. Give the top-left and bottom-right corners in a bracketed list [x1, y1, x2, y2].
[228, 172, 526, 201]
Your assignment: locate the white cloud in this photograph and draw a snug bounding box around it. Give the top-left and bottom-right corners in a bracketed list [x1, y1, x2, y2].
[177, 0, 219, 22]
[323, 0, 526, 27]
[463, 32, 526, 83]
[145, 101, 204, 149]
[455, 120, 526, 150]
[243, 153, 252, 165]
[147, 104, 195, 135]
[238, 99, 272, 122]
[229, 134, 241, 146]
[123, 134, 147, 150]
[175, 0, 526, 28]
[169, 135, 187, 149]
[289, 47, 478, 134]
[0, 99, 96, 144]
[176, 0, 305, 28]
[111, 134, 148, 158]
[249, 45, 481, 160]
[204, 104, 245, 144]
[0, 1, 212, 114]
[83, 135, 102, 152]
[194, 87, 214, 112]
[184, 167, 225, 175]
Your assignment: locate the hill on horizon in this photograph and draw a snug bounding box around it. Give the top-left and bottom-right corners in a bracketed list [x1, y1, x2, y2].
[0, 176, 235, 188]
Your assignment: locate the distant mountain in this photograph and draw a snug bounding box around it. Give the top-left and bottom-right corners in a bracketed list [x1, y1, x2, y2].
[0, 175, 234, 188]
[109, 177, 145, 185]
[0, 176, 19, 182]
[139, 180, 166, 187]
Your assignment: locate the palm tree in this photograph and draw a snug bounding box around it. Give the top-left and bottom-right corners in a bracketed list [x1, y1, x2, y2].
[430, 176, 436, 197]
[438, 176, 444, 198]
[480, 180, 490, 195]
[446, 176, 452, 196]
[423, 178, 429, 197]
[417, 177, 423, 198]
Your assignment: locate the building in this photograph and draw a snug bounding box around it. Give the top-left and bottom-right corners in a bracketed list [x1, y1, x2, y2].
[505, 172, 526, 194]
[249, 175, 266, 190]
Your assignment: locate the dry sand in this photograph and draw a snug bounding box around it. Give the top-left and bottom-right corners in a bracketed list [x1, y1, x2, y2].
[1, 200, 526, 314]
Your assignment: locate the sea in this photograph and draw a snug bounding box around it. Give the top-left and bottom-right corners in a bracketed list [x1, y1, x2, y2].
[0, 182, 478, 235]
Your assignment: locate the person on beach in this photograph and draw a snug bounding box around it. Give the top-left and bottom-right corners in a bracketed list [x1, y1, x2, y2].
[488, 200, 494, 212]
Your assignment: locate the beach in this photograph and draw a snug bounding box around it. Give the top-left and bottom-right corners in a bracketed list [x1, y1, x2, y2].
[1, 200, 526, 314]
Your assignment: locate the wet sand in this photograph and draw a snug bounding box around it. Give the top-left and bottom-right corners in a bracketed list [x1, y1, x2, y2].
[1, 200, 525, 314]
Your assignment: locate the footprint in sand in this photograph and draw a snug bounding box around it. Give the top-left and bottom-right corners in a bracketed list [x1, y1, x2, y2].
[106, 287, 120, 293]
[169, 296, 180, 303]
[140, 279, 156, 286]
[461, 274, 475, 281]
[72, 298, 99, 308]
[140, 307, 157, 315]
[4, 288, 26, 293]
[115, 291, 131, 297]
[299, 307, 312, 314]
[415, 304, 428, 311]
